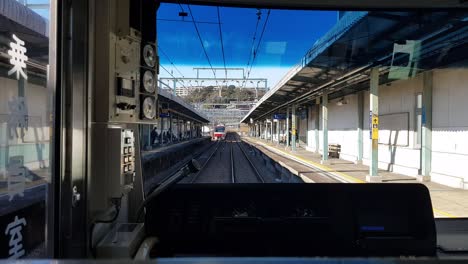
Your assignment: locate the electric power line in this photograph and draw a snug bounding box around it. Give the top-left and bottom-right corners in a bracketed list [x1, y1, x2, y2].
[217, 6, 227, 79]
[245, 9, 262, 79]
[157, 18, 220, 24]
[186, 4, 217, 78]
[158, 45, 186, 79]
[178, 2, 185, 12]
[160, 64, 187, 89]
[244, 9, 271, 87]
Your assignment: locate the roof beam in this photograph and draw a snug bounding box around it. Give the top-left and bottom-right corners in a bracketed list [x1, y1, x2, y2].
[161, 0, 468, 10]
[368, 12, 409, 21]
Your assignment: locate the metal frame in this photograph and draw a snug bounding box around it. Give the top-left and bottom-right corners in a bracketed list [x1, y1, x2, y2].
[44, 0, 468, 259]
[46, 0, 59, 257]
[47, 0, 90, 258]
[161, 0, 467, 9]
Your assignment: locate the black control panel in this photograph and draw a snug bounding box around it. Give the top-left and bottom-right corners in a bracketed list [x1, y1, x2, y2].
[145, 184, 436, 257]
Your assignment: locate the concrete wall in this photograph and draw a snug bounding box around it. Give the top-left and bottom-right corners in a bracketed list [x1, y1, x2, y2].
[362, 75, 422, 176]
[328, 94, 359, 162]
[298, 110, 308, 145]
[304, 69, 468, 188]
[307, 106, 317, 152]
[432, 68, 468, 188]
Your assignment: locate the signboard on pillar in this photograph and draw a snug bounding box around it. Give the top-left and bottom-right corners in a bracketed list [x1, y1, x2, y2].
[369, 111, 379, 139]
[388, 40, 421, 80]
[422, 106, 426, 125]
[371, 114, 379, 140]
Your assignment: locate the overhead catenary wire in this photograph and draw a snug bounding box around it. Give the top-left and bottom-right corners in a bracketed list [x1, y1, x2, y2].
[158, 45, 186, 79]
[217, 6, 228, 79]
[244, 9, 262, 85]
[244, 9, 271, 88]
[178, 2, 185, 13]
[186, 4, 217, 78]
[157, 18, 220, 24]
[160, 64, 187, 89]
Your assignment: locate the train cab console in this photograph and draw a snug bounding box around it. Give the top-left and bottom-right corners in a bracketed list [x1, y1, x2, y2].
[144, 183, 436, 257]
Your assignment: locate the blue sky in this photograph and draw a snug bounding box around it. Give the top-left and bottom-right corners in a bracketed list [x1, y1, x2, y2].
[158, 4, 338, 86]
[25, 2, 338, 88]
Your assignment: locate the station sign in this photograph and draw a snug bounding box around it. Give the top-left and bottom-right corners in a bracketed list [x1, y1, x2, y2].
[273, 113, 286, 120]
[159, 113, 170, 118]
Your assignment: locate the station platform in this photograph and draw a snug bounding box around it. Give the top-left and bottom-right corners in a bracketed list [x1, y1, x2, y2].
[243, 136, 468, 218]
[141, 137, 212, 193]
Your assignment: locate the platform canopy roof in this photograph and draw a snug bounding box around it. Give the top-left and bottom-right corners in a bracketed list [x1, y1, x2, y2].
[241, 10, 468, 123]
[0, 0, 49, 61]
[159, 89, 210, 123]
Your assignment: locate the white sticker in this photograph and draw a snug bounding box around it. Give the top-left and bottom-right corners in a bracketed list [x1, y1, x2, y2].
[4, 216, 27, 259]
[7, 34, 28, 80]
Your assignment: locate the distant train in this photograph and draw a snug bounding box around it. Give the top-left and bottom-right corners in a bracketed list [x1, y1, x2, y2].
[212, 124, 226, 140]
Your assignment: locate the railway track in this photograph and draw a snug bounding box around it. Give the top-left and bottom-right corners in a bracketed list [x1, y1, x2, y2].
[242, 139, 341, 183]
[189, 140, 223, 183]
[191, 132, 266, 183]
[231, 134, 265, 183]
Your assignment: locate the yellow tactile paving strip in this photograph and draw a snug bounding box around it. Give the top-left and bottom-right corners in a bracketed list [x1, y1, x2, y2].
[244, 137, 466, 218]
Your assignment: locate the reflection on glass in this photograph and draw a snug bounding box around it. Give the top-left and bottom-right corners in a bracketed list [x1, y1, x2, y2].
[0, 0, 50, 258]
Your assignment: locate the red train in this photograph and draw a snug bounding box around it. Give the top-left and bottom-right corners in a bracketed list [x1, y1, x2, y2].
[212, 125, 226, 140]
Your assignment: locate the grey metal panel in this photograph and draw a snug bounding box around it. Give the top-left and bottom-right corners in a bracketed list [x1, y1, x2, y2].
[46, 0, 58, 258]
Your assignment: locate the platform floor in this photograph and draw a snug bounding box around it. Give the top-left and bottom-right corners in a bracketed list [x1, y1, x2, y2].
[244, 136, 468, 218]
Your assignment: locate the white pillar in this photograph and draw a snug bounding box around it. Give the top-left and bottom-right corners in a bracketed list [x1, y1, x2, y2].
[321, 93, 329, 164]
[366, 67, 382, 182]
[356, 91, 364, 164]
[419, 71, 432, 182]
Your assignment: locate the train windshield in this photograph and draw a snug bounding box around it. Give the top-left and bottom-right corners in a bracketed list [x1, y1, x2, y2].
[215, 127, 226, 132]
[140, 4, 468, 219]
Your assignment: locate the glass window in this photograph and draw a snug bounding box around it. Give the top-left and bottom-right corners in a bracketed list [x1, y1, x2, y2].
[153, 4, 468, 219]
[0, 0, 51, 258]
[214, 126, 225, 132]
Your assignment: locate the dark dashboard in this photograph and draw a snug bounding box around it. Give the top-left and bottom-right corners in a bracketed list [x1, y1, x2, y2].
[145, 183, 436, 257]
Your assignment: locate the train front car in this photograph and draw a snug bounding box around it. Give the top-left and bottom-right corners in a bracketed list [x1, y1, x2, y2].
[213, 125, 226, 140]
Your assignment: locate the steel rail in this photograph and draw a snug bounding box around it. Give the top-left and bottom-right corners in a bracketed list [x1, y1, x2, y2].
[190, 140, 222, 183]
[236, 135, 265, 183]
[230, 136, 235, 183]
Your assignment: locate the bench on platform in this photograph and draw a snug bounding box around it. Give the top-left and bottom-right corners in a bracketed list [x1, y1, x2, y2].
[328, 144, 341, 158]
